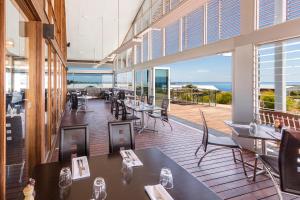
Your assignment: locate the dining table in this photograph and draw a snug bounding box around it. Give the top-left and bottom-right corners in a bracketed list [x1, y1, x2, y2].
[33, 148, 221, 200]
[125, 101, 163, 134]
[224, 120, 281, 178]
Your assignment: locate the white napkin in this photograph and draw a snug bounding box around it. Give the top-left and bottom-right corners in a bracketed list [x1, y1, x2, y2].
[120, 150, 143, 167]
[145, 184, 174, 200]
[72, 156, 90, 180]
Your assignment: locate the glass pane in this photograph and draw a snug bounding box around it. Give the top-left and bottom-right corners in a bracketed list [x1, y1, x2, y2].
[155, 69, 169, 106]
[6, 0, 28, 197]
[44, 43, 50, 154]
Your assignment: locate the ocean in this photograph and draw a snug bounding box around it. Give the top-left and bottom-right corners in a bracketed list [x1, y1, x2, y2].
[171, 82, 232, 92]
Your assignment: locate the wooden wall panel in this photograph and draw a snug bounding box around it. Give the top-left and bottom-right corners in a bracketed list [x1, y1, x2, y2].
[25, 21, 44, 175]
[0, 0, 6, 199]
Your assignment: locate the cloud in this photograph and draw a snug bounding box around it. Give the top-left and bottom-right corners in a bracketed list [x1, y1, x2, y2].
[196, 69, 210, 73]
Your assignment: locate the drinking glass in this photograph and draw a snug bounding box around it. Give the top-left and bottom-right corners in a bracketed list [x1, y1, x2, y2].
[58, 167, 72, 189]
[121, 158, 133, 184]
[93, 177, 107, 200]
[159, 168, 173, 189]
[249, 121, 257, 136]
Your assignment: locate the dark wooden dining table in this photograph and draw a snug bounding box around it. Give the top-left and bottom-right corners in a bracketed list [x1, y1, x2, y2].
[33, 148, 221, 200]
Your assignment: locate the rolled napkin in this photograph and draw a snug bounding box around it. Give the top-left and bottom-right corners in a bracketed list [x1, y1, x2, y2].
[72, 156, 90, 180]
[120, 149, 143, 167]
[145, 184, 174, 200]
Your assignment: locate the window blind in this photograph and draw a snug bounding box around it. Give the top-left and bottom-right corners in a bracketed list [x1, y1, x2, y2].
[136, 44, 142, 64]
[152, 29, 163, 59]
[143, 33, 149, 62]
[165, 21, 180, 55]
[220, 0, 240, 39]
[287, 0, 300, 20]
[258, 0, 276, 29]
[207, 0, 220, 43]
[152, 0, 163, 23]
[182, 7, 204, 50]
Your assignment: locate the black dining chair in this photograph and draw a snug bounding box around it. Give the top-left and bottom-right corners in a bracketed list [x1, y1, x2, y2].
[108, 121, 135, 154]
[149, 98, 173, 132]
[195, 110, 247, 176]
[120, 100, 140, 122]
[70, 92, 78, 110]
[252, 129, 300, 200]
[59, 124, 89, 162]
[6, 116, 25, 183]
[147, 96, 154, 106]
[6, 94, 12, 113]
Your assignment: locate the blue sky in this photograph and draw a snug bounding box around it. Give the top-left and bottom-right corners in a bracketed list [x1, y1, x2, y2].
[163, 54, 232, 82]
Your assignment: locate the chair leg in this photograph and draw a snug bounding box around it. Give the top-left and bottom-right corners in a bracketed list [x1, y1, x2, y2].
[253, 155, 258, 182]
[195, 144, 203, 155]
[237, 149, 248, 176]
[153, 119, 157, 133]
[232, 149, 237, 163]
[198, 147, 226, 166]
[167, 121, 173, 131]
[19, 161, 25, 183]
[263, 161, 283, 200]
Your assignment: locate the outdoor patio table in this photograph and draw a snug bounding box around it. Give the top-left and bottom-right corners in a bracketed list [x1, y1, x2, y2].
[126, 101, 163, 134]
[33, 148, 221, 200]
[225, 120, 281, 178]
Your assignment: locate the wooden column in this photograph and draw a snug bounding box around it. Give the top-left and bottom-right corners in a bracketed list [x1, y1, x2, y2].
[0, 0, 6, 198]
[26, 21, 44, 175]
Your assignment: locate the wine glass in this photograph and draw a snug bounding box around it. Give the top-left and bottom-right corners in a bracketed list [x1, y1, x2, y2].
[58, 167, 72, 189]
[93, 177, 107, 200]
[159, 168, 173, 189]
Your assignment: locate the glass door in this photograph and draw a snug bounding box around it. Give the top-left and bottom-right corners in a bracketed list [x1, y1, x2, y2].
[154, 67, 170, 106]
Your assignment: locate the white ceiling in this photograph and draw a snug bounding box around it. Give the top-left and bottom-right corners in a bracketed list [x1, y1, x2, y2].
[66, 0, 143, 62]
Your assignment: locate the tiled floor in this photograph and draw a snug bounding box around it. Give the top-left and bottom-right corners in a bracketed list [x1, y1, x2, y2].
[54, 99, 299, 200]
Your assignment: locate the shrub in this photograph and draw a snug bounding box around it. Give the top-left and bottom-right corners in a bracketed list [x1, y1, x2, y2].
[216, 92, 232, 104]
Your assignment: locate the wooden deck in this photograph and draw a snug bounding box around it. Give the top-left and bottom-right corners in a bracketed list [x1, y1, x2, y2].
[51, 99, 299, 200]
[170, 103, 232, 134]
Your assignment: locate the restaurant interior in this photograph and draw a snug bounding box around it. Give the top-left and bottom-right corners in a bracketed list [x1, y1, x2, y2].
[1, 0, 300, 199]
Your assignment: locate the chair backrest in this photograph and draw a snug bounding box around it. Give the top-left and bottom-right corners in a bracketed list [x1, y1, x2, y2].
[115, 100, 121, 120]
[120, 101, 128, 121]
[140, 95, 146, 103]
[148, 96, 154, 105]
[108, 121, 135, 154]
[279, 129, 300, 195]
[70, 93, 78, 109]
[199, 110, 209, 152]
[6, 94, 12, 113]
[118, 91, 125, 100]
[59, 124, 89, 162]
[111, 97, 116, 114]
[6, 116, 23, 143]
[161, 98, 169, 121]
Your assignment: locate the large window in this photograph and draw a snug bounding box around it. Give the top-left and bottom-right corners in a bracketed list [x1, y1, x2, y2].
[5, 0, 28, 196]
[116, 71, 133, 90]
[256, 37, 300, 117]
[67, 73, 113, 89]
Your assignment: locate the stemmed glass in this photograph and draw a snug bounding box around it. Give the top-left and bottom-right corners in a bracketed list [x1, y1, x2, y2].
[93, 177, 107, 200]
[159, 168, 173, 189]
[58, 167, 72, 189]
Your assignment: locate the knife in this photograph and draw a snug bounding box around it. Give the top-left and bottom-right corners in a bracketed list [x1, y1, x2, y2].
[77, 159, 82, 176]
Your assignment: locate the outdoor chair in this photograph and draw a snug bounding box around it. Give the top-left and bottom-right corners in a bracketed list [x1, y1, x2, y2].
[252, 129, 300, 200]
[149, 98, 173, 132]
[195, 110, 247, 176]
[59, 124, 89, 162]
[120, 100, 140, 122]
